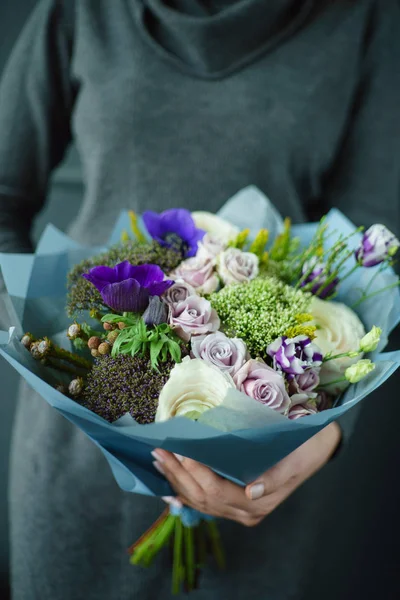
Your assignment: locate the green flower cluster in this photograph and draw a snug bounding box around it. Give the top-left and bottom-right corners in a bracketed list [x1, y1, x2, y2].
[67, 240, 183, 316]
[209, 276, 311, 358]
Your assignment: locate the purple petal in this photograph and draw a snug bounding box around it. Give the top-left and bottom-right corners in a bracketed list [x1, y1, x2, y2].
[186, 227, 206, 257]
[82, 265, 119, 292]
[147, 279, 175, 297]
[101, 280, 149, 312]
[127, 263, 166, 287]
[114, 261, 140, 282]
[160, 209, 197, 239]
[142, 211, 164, 240]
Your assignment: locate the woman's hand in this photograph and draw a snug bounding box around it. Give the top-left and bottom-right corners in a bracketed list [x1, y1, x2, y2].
[152, 422, 341, 527]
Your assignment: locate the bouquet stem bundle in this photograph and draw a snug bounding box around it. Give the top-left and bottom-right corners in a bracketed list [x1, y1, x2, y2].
[129, 509, 225, 594]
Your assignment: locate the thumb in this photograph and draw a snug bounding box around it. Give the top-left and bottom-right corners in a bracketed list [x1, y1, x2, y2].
[245, 456, 296, 501]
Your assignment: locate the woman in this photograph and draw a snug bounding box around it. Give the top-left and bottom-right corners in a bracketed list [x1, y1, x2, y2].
[1, 1, 399, 598]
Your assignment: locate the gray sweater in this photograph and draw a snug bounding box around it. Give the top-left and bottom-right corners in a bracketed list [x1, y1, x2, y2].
[1, 1, 399, 598]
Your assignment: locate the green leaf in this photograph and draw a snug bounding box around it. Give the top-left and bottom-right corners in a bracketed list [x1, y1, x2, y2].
[150, 338, 164, 367]
[167, 339, 181, 363]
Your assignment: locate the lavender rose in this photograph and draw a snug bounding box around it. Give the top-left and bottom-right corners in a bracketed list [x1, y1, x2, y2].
[197, 233, 227, 260]
[162, 281, 196, 306]
[191, 331, 248, 376]
[288, 402, 318, 420]
[217, 248, 259, 286]
[289, 368, 320, 405]
[234, 359, 291, 414]
[170, 295, 220, 342]
[171, 255, 219, 294]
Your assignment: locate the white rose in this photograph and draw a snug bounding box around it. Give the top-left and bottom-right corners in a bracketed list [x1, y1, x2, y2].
[155, 357, 235, 422]
[217, 248, 259, 286]
[310, 297, 366, 394]
[192, 211, 240, 245]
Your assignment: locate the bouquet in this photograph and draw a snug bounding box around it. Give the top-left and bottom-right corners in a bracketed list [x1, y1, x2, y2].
[1, 186, 400, 594]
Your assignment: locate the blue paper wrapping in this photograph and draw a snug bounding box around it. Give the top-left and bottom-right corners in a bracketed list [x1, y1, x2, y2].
[1, 186, 399, 496]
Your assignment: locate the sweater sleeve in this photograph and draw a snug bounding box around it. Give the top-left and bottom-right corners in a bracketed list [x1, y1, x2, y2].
[0, 0, 76, 253]
[315, 1, 400, 451]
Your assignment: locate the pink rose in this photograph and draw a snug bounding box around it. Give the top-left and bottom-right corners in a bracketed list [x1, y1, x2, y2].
[191, 331, 248, 376]
[234, 359, 290, 414]
[288, 368, 320, 405]
[169, 295, 220, 342]
[162, 281, 196, 306]
[217, 248, 259, 286]
[288, 402, 318, 420]
[197, 234, 227, 260]
[171, 255, 219, 294]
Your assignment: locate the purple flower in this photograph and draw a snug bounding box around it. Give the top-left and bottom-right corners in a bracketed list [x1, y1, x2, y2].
[191, 331, 248, 376]
[355, 224, 400, 267]
[288, 402, 318, 420]
[142, 208, 205, 258]
[234, 359, 290, 414]
[82, 261, 173, 312]
[300, 258, 338, 299]
[267, 335, 323, 376]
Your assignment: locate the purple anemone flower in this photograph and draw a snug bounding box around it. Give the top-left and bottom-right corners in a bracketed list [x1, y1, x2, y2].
[82, 261, 174, 312]
[142, 208, 205, 258]
[300, 258, 339, 299]
[355, 224, 400, 267]
[267, 335, 323, 377]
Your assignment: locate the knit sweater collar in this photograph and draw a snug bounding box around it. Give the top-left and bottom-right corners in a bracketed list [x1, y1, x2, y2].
[139, 0, 315, 78]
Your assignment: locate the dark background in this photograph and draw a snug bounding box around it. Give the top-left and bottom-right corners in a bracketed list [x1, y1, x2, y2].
[0, 2, 399, 599]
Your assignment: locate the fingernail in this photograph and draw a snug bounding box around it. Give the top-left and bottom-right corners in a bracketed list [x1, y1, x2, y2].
[151, 450, 165, 463]
[153, 461, 166, 475]
[249, 482, 265, 500]
[174, 453, 184, 462]
[162, 496, 183, 509]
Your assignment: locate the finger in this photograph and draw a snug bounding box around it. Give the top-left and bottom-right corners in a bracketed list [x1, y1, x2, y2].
[245, 454, 299, 501]
[152, 449, 204, 501]
[154, 451, 257, 524]
[182, 457, 251, 512]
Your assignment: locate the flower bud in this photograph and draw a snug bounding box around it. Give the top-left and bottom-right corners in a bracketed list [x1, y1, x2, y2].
[21, 333, 35, 349]
[91, 349, 100, 358]
[103, 322, 114, 331]
[68, 377, 85, 397]
[355, 224, 400, 267]
[88, 336, 101, 350]
[359, 326, 382, 353]
[98, 342, 112, 355]
[345, 359, 375, 383]
[143, 296, 168, 326]
[118, 322, 126, 330]
[67, 323, 81, 340]
[107, 330, 120, 344]
[37, 339, 51, 358]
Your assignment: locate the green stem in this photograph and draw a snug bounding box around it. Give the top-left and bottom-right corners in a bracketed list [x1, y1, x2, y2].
[351, 280, 400, 309]
[142, 515, 176, 567]
[206, 521, 226, 570]
[43, 357, 87, 377]
[184, 525, 196, 591]
[172, 518, 184, 595]
[323, 351, 359, 363]
[51, 344, 92, 370]
[318, 377, 347, 388]
[130, 514, 172, 566]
